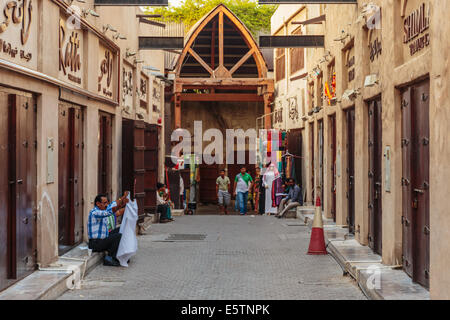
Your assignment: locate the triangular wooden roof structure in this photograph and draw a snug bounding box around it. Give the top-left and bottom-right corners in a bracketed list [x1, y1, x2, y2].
[173, 4, 274, 129]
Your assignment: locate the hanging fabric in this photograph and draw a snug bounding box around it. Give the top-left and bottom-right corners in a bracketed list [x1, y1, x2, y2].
[116, 194, 138, 267]
[271, 176, 284, 208]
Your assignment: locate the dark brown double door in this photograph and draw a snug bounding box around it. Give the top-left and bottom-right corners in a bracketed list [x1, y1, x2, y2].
[346, 108, 356, 233]
[0, 89, 36, 291]
[401, 79, 430, 288]
[58, 104, 84, 255]
[368, 98, 383, 254]
[122, 120, 159, 217]
[98, 112, 113, 201]
[329, 115, 336, 222]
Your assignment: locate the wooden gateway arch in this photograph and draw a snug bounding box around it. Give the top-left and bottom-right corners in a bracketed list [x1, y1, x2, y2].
[173, 4, 274, 129]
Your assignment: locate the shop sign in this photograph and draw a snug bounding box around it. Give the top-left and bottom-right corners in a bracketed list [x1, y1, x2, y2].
[288, 96, 298, 121]
[59, 17, 82, 85]
[369, 38, 382, 62]
[98, 45, 114, 98]
[122, 65, 133, 110]
[0, 0, 36, 67]
[139, 77, 147, 101]
[347, 55, 355, 82]
[403, 2, 430, 56]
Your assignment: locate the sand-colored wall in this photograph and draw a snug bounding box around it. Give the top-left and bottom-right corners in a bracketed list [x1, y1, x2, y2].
[0, 0, 167, 268]
[272, 0, 450, 298]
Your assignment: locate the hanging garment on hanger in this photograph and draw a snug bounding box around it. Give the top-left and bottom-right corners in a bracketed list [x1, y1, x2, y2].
[116, 194, 138, 267]
[272, 176, 284, 208]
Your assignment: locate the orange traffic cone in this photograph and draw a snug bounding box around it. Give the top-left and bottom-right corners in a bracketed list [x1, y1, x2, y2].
[307, 195, 327, 255]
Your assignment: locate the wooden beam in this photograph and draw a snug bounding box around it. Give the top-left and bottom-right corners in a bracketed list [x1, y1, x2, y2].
[211, 21, 216, 69]
[139, 37, 184, 49]
[259, 0, 356, 4]
[175, 78, 274, 87]
[259, 35, 324, 48]
[229, 49, 255, 75]
[219, 11, 224, 68]
[136, 14, 162, 18]
[188, 48, 214, 74]
[291, 14, 326, 25]
[180, 93, 263, 102]
[139, 18, 166, 28]
[182, 85, 258, 91]
[95, 0, 168, 5]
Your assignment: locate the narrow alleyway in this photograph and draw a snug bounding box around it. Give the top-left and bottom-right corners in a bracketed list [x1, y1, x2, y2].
[59, 215, 365, 300]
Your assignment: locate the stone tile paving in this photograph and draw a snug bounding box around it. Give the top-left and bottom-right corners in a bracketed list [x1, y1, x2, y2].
[59, 215, 366, 300]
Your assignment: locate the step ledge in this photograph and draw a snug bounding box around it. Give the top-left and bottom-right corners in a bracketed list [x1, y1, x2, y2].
[0, 243, 104, 300]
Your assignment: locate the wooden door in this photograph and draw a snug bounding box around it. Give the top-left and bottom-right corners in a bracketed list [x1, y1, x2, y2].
[71, 107, 83, 244]
[0, 92, 11, 290]
[310, 122, 315, 200]
[368, 98, 383, 254]
[286, 128, 302, 185]
[98, 112, 112, 200]
[402, 87, 414, 278]
[318, 120, 324, 208]
[0, 90, 36, 290]
[330, 115, 337, 222]
[144, 124, 158, 213]
[346, 108, 355, 233]
[199, 164, 220, 204]
[121, 119, 146, 217]
[58, 105, 70, 251]
[58, 105, 84, 254]
[412, 80, 430, 288]
[12, 94, 36, 280]
[402, 80, 430, 288]
[133, 120, 146, 217]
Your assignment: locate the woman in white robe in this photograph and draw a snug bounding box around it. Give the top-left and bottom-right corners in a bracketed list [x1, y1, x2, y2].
[263, 164, 280, 215]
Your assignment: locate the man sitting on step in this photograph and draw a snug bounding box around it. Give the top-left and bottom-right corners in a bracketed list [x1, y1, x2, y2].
[276, 178, 303, 219]
[88, 192, 129, 266]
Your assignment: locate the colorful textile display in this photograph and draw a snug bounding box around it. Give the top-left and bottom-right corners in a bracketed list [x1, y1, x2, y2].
[271, 177, 284, 208]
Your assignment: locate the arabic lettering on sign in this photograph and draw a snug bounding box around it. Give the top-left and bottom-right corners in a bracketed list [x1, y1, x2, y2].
[0, 0, 34, 64]
[59, 18, 81, 84]
[369, 38, 382, 62]
[0, 0, 33, 45]
[403, 3, 430, 56]
[98, 47, 114, 98]
[288, 97, 298, 121]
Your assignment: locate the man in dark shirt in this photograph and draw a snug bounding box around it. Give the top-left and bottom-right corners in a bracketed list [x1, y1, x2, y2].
[276, 178, 303, 218]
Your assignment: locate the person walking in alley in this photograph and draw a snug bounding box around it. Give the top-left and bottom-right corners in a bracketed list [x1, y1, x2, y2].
[252, 167, 261, 214]
[157, 183, 173, 223]
[276, 178, 303, 219]
[233, 167, 253, 215]
[216, 169, 231, 215]
[88, 192, 129, 267]
[263, 163, 279, 216]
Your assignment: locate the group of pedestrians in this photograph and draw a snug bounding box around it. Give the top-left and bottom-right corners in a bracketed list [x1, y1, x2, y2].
[216, 166, 303, 216]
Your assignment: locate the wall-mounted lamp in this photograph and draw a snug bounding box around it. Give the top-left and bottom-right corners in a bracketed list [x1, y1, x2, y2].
[143, 66, 160, 72]
[82, 9, 100, 18]
[334, 30, 350, 44]
[126, 49, 136, 58]
[134, 59, 144, 64]
[103, 24, 117, 33]
[113, 33, 127, 40]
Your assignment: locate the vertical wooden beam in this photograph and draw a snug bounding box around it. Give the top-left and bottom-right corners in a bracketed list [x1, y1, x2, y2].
[219, 11, 224, 68]
[174, 93, 181, 129]
[264, 93, 272, 129]
[211, 21, 216, 69]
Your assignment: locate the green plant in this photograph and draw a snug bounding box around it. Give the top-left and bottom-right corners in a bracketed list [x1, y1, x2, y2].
[144, 0, 277, 37]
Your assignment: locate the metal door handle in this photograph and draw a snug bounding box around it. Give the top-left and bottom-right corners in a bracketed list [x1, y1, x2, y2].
[17, 179, 23, 184]
[414, 188, 425, 194]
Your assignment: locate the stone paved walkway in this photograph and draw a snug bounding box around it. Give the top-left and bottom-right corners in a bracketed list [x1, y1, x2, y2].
[59, 215, 366, 300]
